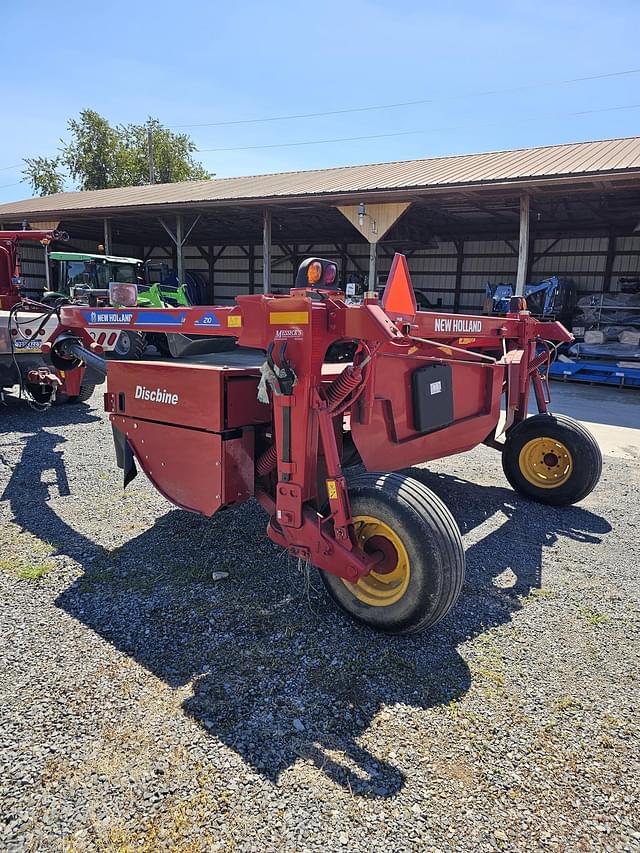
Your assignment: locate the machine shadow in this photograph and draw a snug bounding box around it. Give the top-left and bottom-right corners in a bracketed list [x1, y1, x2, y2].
[2, 431, 612, 798]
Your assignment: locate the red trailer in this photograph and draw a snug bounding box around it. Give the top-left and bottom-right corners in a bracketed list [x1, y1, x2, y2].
[46, 255, 602, 634]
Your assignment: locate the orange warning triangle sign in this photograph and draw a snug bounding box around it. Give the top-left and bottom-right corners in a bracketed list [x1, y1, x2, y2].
[381, 253, 417, 319]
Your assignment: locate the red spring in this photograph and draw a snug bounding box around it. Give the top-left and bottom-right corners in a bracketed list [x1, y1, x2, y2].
[326, 365, 362, 410]
[256, 443, 277, 477]
[529, 350, 549, 373]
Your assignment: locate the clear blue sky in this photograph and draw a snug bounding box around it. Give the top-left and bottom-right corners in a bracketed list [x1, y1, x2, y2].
[2, 0, 639, 204]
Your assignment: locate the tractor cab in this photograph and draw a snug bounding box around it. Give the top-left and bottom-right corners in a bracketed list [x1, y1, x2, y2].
[47, 252, 144, 303]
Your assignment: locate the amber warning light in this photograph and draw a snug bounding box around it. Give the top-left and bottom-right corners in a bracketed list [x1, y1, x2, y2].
[295, 258, 339, 289]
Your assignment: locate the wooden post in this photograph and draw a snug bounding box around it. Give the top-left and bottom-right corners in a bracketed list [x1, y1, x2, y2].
[103, 218, 112, 254]
[368, 242, 377, 289]
[176, 214, 184, 285]
[147, 126, 156, 185]
[604, 231, 616, 292]
[207, 244, 215, 302]
[515, 194, 530, 296]
[453, 239, 464, 312]
[340, 243, 348, 285]
[249, 244, 255, 294]
[262, 208, 271, 293]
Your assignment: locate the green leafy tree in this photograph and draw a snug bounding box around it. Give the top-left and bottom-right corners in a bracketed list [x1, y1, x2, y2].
[118, 119, 210, 185]
[22, 156, 65, 196]
[64, 109, 121, 190]
[22, 110, 210, 195]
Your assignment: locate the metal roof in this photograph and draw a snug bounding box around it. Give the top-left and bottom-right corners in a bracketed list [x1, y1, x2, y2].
[1, 136, 640, 219]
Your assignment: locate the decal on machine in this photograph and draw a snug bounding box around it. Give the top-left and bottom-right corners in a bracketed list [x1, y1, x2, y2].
[269, 311, 309, 325]
[275, 328, 303, 339]
[83, 310, 134, 325]
[434, 317, 483, 333]
[135, 385, 179, 405]
[135, 311, 187, 326]
[194, 311, 221, 327]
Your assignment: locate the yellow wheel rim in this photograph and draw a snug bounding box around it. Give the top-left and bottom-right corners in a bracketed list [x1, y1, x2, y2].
[342, 515, 410, 607]
[518, 436, 573, 489]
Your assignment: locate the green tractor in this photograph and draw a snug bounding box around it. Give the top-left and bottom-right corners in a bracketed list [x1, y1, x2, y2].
[46, 251, 234, 358]
[47, 251, 148, 359]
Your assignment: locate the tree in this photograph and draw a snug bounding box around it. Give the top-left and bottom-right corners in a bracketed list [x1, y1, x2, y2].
[22, 110, 211, 195]
[22, 156, 65, 196]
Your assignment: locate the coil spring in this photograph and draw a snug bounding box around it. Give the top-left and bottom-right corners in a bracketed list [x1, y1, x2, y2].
[529, 350, 549, 372]
[256, 443, 278, 477]
[326, 365, 362, 410]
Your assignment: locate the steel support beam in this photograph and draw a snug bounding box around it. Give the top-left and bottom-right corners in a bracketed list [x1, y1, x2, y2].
[515, 194, 530, 296]
[263, 208, 271, 293]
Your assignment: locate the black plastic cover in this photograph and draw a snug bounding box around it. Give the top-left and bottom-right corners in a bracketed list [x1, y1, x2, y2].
[411, 363, 454, 434]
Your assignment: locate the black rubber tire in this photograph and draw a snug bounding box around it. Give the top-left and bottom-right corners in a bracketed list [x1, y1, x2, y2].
[66, 383, 96, 404]
[53, 382, 96, 405]
[502, 413, 602, 506]
[320, 472, 465, 635]
[110, 330, 146, 360]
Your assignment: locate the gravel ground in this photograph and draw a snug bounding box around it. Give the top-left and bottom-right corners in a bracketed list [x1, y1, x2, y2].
[0, 387, 638, 853]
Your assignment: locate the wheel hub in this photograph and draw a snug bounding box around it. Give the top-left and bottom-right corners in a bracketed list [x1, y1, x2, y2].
[342, 515, 411, 607]
[519, 437, 573, 489]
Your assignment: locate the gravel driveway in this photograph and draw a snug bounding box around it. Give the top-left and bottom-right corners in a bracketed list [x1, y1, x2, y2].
[0, 388, 638, 852]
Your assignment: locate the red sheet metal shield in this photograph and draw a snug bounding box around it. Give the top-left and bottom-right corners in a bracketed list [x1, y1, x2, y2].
[381, 253, 417, 323]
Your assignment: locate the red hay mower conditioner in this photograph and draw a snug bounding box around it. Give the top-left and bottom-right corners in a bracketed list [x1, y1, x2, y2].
[45, 254, 602, 634]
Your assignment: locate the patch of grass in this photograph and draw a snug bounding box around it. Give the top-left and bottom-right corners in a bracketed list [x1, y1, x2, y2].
[555, 695, 580, 713]
[90, 788, 229, 852]
[470, 634, 506, 691]
[0, 555, 55, 581]
[16, 561, 55, 580]
[577, 606, 610, 626]
[521, 586, 555, 603]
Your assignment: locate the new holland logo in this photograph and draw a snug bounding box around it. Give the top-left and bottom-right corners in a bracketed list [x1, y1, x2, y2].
[434, 317, 483, 333]
[84, 310, 134, 325]
[135, 385, 179, 405]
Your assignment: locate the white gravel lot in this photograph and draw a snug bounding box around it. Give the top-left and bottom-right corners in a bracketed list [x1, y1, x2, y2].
[0, 386, 638, 852]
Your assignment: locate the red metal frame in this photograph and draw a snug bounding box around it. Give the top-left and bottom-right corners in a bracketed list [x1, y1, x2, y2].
[49, 255, 573, 582]
[0, 230, 62, 310]
[0, 231, 86, 399]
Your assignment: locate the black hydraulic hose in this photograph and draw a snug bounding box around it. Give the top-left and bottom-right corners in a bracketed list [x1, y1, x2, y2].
[55, 337, 108, 378]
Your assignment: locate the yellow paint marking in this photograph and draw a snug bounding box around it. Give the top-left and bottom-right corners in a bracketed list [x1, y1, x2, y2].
[269, 311, 309, 325]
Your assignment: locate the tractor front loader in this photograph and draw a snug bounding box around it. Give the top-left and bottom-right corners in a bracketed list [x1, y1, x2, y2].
[45, 255, 602, 634]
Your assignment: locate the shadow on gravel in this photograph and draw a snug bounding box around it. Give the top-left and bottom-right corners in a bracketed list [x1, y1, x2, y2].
[2, 428, 612, 798]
